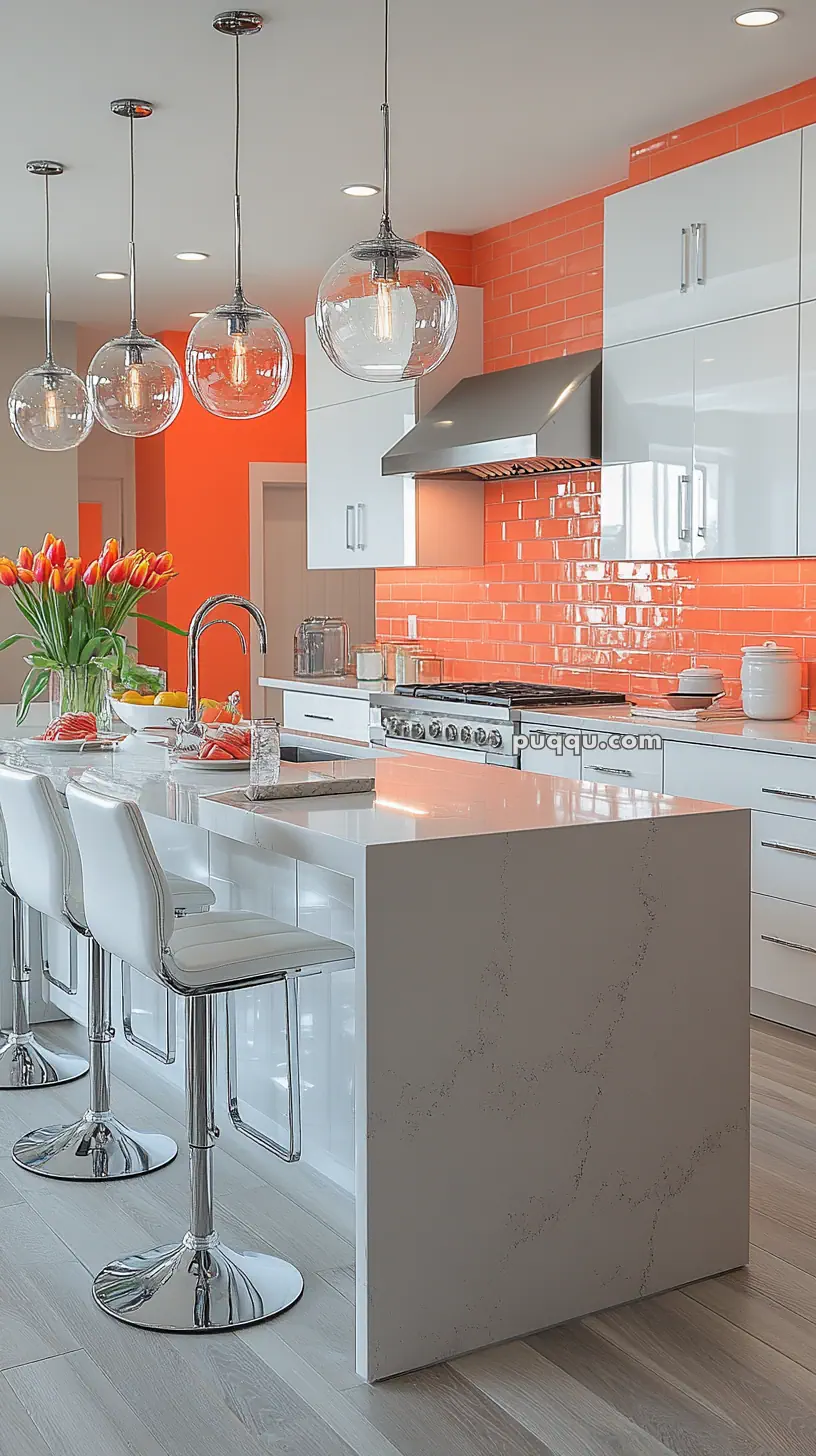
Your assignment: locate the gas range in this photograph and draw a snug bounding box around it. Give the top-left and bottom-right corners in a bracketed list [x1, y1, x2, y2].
[372, 681, 627, 765]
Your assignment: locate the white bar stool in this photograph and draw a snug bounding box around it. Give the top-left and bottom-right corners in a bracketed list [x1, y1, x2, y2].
[0, 764, 213, 1180]
[0, 806, 88, 1089]
[67, 778, 354, 1333]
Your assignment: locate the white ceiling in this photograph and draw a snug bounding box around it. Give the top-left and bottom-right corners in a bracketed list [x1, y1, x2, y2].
[3, 0, 816, 351]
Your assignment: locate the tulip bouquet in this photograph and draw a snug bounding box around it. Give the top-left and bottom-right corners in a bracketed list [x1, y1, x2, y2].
[0, 534, 181, 722]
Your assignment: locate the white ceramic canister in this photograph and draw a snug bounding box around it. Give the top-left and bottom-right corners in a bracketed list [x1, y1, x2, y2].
[740, 642, 802, 720]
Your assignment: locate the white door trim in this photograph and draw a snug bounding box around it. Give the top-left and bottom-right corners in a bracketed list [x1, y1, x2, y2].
[248, 462, 306, 716]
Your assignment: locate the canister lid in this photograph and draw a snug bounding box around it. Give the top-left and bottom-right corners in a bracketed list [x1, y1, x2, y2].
[740, 641, 798, 657]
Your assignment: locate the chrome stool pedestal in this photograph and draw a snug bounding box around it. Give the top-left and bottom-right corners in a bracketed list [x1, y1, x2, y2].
[0, 899, 88, 1091]
[93, 994, 303, 1330]
[12, 939, 177, 1180]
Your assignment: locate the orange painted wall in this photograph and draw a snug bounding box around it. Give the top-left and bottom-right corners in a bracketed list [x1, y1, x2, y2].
[77, 502, 103, 565]
[378, 76, 816, 702]
[134, 335, 306, 703]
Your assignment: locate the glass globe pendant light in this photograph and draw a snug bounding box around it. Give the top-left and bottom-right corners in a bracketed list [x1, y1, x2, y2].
[185, 12, 292, 420]
[8, 162, 94, 451]
[87, 100, 183, 437]
[315, 0, 458, 384]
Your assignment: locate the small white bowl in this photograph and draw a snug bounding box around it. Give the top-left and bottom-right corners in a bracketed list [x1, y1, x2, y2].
[109, 697, 189, 731]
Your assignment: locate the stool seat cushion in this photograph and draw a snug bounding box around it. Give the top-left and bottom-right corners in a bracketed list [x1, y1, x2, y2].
[166, 873, 216, 913]
[165, 911, 353, 991]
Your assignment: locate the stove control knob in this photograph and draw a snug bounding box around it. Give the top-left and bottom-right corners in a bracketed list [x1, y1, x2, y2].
[411, 721, 425, 740]
[487, 729, 503, 750]
[460, 725, 473, 744]
[394, 719, 407, 736]
[383, 716, 398, 735]
[445, 723, 459, 743]
[428, 719, 443, 739]
[474, 727, 488, 747]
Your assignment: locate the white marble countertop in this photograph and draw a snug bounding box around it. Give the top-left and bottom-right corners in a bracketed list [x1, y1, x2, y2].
[519, 703, 816, 758]
[260, 673, 393, 700]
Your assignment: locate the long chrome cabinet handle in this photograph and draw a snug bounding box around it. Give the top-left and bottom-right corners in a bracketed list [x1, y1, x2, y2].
[357, 502, 367, 551]
[761, 933, 816, 957]
[585, 764, 633, 777]
[345, 504, 356, 551]
[678, 473, 691, 542]
[761, 840, 816, 859]
[692, 222, 705, 285]
[680, 227, 690, 293]
[761, 787, 816, 803]
[304, 712, 335, 722]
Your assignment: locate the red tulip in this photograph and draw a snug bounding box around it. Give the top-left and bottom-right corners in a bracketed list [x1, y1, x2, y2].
[17, 568, 34, 584]
[128, 558, 152, 589]
[46, 537, 67, 568]
[153, 569, 177, 588]
[154, 550, 173, 574]
[106, 556, 131, 586]
[0, 558, 19, 587]
[98, 538, 119, 574]
[50, 566, 65, 594]
[82, 560, 100, 587]
[41, 533, 56, 555]
[33, 552, 51, 585]
[144, 571, 161, 591]
[17, 546, 33, 570]
[63, 559, 79, 592]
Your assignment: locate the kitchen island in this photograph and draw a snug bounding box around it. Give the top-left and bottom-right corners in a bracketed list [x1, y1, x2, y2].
[1, 734, 751, 1381]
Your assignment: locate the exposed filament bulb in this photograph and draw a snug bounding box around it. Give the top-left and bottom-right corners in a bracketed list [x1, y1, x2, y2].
[44, 386, 61, 431]
[124, 362, 145, 413]
[375, 277, 395, 343]
[230, 332, 249, 389]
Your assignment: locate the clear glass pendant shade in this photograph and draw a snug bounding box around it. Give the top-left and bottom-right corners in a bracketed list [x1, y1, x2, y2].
[186, 294, 292, 419]
[8, 363, 93, 451]
[87, 330, 183, 438]
[315, 228, 458, 383]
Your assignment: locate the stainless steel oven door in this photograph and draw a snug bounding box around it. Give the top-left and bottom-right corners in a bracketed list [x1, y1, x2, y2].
[383, 736, 517, 768]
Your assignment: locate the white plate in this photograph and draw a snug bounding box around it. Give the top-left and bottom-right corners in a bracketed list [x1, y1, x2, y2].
[22, 736, 124, 753]
[173, 755, 251, 772]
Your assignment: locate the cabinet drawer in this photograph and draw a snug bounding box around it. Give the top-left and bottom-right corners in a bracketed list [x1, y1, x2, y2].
[579, 741, 663, 792]
[520, 734, 582, 781]
[282, 691, 370, 743]
[752, 812, 816, 906]
[664, 740, 816, 817]
[752, 894, 816, 1007]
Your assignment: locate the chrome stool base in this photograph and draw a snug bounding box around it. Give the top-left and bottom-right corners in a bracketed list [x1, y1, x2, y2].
[12, 1111, 177, 1180]
[0, 1033, 88, 1090]
[92, 1232, 304, 1331]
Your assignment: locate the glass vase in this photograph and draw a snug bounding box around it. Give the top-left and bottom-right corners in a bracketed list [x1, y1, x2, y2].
[49, 665, 113, 733]
[247, 718, 281, 800]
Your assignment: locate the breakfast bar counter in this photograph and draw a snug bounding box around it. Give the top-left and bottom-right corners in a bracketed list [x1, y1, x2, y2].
[0, 734, 751, 1381]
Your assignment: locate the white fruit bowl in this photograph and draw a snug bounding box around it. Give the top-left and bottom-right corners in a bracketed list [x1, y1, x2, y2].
[109, 697, 189, 731]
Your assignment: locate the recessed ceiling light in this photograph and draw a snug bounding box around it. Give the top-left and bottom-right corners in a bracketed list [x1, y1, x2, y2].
[96, 270, 126, 280]
[734, 8, 782, 24]
[176, 251, 210, 261]
[189, 312, 207, 319]
[342, 183, 380, 197]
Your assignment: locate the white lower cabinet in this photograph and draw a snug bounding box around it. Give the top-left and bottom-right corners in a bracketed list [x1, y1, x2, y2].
[520, 733, 582, 780]
[752, 811, 816, 904]
[282, 690, 371, 742]
[752, 896, 816, 1006]
[579, 739, 664, 792]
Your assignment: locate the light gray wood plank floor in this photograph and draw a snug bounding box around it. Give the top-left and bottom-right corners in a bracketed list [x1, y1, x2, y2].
[1, 1015, 815, 1455]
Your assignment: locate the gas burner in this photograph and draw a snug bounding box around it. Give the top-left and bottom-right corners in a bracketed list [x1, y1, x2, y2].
[394, 681, 627, 707]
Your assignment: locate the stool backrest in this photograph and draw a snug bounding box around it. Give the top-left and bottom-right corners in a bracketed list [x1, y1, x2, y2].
[0, 764, 84, 928]
[0, 805, 11, 895]
[66, 779, 174, 980]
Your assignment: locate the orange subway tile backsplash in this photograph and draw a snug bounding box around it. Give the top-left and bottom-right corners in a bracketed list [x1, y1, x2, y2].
[377, 77, 816, 700]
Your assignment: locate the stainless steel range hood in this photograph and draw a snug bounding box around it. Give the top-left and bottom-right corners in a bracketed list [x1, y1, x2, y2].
[381, 349, 602, 481]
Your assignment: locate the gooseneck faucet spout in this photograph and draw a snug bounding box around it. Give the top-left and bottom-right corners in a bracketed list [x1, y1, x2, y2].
[186, 594, 268, 722]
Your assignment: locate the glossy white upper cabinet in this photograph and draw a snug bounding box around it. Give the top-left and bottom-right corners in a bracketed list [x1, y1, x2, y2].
[604, 132, 802, 348]
[305, 289, 485, 570]
[693, 308, 799, 558]
[601, 307, 799, 560]
[802, 125, 816, 303]
[798, 301, 816, 554]
[600, 332, 694, 560]
[307, 385, 418, 569]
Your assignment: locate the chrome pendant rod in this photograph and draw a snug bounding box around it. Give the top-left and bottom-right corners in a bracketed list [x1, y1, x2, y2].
[43, 173, 54, 366]
[128, 112, 138, 332]
[380, 0, 391, 228]
[233, 32, 243, 297]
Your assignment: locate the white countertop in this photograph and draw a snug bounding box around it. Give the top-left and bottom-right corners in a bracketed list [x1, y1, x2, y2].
[0, 732, 733, 877]
[260, 674, 392, 700]
[519, 703, 816, 758]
